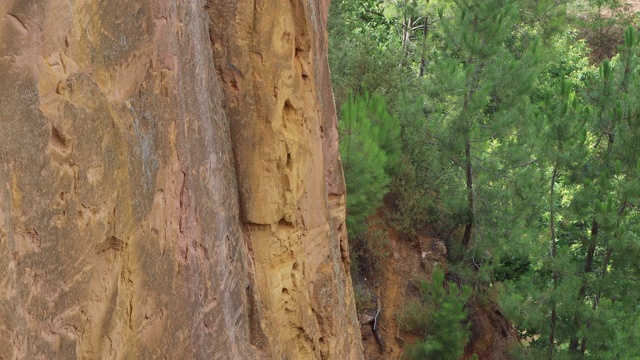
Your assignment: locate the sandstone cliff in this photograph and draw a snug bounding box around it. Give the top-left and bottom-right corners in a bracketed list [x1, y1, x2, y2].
[0, 0, 362, 358]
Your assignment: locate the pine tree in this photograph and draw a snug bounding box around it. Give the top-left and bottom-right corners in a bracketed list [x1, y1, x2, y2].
[329, 1, 640, 357]
[403, 267, 471, 360]
[424, 0, 540, 249]
[501, 26, 640, 359]
[339, 91, 401, 239]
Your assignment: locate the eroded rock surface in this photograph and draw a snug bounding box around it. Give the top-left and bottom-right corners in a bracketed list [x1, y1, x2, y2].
[0, 0, 361, 358]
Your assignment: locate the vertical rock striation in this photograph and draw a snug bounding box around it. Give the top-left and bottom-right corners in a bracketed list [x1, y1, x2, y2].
[0, 0, 362, 358]
[208, 1, 360, 358]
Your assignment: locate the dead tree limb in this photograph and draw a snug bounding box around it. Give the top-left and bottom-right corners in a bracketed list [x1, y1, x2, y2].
[371, 288, 385, 353]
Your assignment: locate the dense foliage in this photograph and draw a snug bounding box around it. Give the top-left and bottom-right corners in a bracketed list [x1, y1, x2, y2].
[400, 268, 471, 360]
[339, 91, 400, 238]
[330, 0, 640, 358]
[338, 91, 400, 272]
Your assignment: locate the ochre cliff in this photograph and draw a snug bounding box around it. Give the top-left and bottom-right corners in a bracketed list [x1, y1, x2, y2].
[0, 0, 362, 358]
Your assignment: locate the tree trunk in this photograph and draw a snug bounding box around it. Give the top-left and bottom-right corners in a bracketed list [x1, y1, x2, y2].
[548, 164, 558, 359]
[419, 18, 429, 77]
[463, 137, 474, 246]
[402, 0, 411, 58]
[461, 63, 480, 248]
[579, 203, 625, 354]
[569, 220, 598, 353]
[579, 245, 613, 355]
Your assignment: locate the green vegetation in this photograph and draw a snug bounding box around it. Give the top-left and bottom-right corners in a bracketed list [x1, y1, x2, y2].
[400, 268, 471, 360]
[330, 0, 640, 358]
[339, 91, 395, 238]
[339, 91, 399, 272]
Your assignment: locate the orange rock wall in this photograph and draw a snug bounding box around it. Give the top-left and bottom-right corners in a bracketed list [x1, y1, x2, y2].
[0, 0, 362, 358]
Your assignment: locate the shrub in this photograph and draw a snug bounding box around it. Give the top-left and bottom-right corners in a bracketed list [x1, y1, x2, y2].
[397, 298, 431, 335]
[402, 268, 471, 360]
[354, 284, 374, 313]
[350, 226, 390, 274]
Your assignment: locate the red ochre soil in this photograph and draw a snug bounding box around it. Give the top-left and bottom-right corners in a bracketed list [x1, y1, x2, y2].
[356, 214, 519, 359]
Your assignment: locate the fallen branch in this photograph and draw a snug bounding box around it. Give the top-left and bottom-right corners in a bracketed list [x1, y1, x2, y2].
[371, 288, 385, 353]
[396, 322, 404, 345]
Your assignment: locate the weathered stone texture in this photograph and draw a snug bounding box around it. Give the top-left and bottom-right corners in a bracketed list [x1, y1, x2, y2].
[0, 0, 361, 358]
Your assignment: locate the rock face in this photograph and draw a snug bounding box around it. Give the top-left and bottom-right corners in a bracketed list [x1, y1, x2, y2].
[0, 0, 362, 358]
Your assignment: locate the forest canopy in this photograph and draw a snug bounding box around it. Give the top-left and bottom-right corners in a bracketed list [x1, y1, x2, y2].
[329, 0, 640, 358]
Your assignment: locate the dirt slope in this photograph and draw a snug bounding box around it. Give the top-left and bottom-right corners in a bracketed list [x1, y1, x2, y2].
[355, 217, 518, 359]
